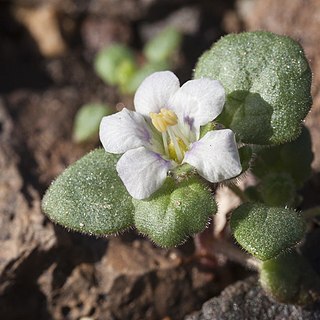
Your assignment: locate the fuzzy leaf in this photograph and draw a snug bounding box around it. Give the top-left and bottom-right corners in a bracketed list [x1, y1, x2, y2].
[244, 186, 262, 203]
[252, 126, 313, 188]
[261, 251, 320, 305]
[42, 149, 134, 235]
[230, 203, 305, 260]
[73, 103, 112, 143]
[238, 145, 253, 173]
[194, 31, 312, 145]
[133, 177, 217, 247]
[259, 172, 296, 207]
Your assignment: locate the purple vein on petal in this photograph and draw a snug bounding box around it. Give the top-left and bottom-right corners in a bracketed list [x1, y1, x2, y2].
[184, 115, 194, 130]
[137, 126, 151, 144]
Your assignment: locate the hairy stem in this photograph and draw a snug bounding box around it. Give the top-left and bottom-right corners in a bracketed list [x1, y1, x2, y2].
[228, 184, 249, 203]
[212, 238, 261, 271]
[194, 227, 260, 271]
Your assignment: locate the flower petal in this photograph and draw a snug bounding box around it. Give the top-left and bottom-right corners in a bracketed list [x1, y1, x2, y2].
[169, 78, 225, 128]
[134, 71, 180, 116]
[117, 147, 172, 199]
[183, 129, 242, 183]
[100, 108, 152, 153]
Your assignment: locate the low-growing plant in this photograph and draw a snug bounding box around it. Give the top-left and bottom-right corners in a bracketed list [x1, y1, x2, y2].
[42, 31, 320, 305]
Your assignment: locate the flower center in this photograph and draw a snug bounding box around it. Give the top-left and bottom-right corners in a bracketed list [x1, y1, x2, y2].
[150, 108, 189, 163]
[168, 137, 188, 163]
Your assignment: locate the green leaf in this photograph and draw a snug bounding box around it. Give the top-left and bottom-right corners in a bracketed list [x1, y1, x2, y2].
[199, 122, 216, 139]
[252, 126, 313, 187]
[238, 145, 253, 173]
[73, 103, 112, 143]
[230, 203, 305, 260]
[261, 251, 320, 304]
[42, 149, 134, 235]
[194, 31, 312, 145]
[259, 172, 296, 207]
[117, 59, 138, 91]
[244, 186, 263, 203]
[133, 177, 217, 247]
[143, 27, 182, 63]
[94, 44, 136, 86]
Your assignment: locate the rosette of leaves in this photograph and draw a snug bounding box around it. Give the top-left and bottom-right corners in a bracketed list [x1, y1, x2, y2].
[194, 32, 317, 305]
[43, 31, 314, 299]
[42, 149, 217, 246]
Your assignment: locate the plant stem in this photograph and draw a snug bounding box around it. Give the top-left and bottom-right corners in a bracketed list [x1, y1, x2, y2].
[228, 184, 248, 203]
[212, 239, 261, 271]
[194, 230, 261, 271]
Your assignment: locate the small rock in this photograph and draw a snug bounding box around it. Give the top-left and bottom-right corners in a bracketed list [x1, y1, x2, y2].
[185, 276, 320, 320]
[0, 100, 56, 294]
[13, 5, 67, 57]
[38, 237, 225, 320]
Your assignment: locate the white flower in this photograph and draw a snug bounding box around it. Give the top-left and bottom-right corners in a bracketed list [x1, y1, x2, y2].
[100, 71, 242, 199]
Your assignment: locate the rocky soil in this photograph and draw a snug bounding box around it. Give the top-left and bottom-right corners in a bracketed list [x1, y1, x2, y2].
[1, 0, 320, 319]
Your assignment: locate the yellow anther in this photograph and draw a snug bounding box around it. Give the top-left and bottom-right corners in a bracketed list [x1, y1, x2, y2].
[160, 108, 177, 118]
[150, 108, 178, 133]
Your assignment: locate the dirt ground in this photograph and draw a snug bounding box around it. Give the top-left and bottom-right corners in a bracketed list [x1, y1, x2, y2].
[1, 0, 320, 319]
